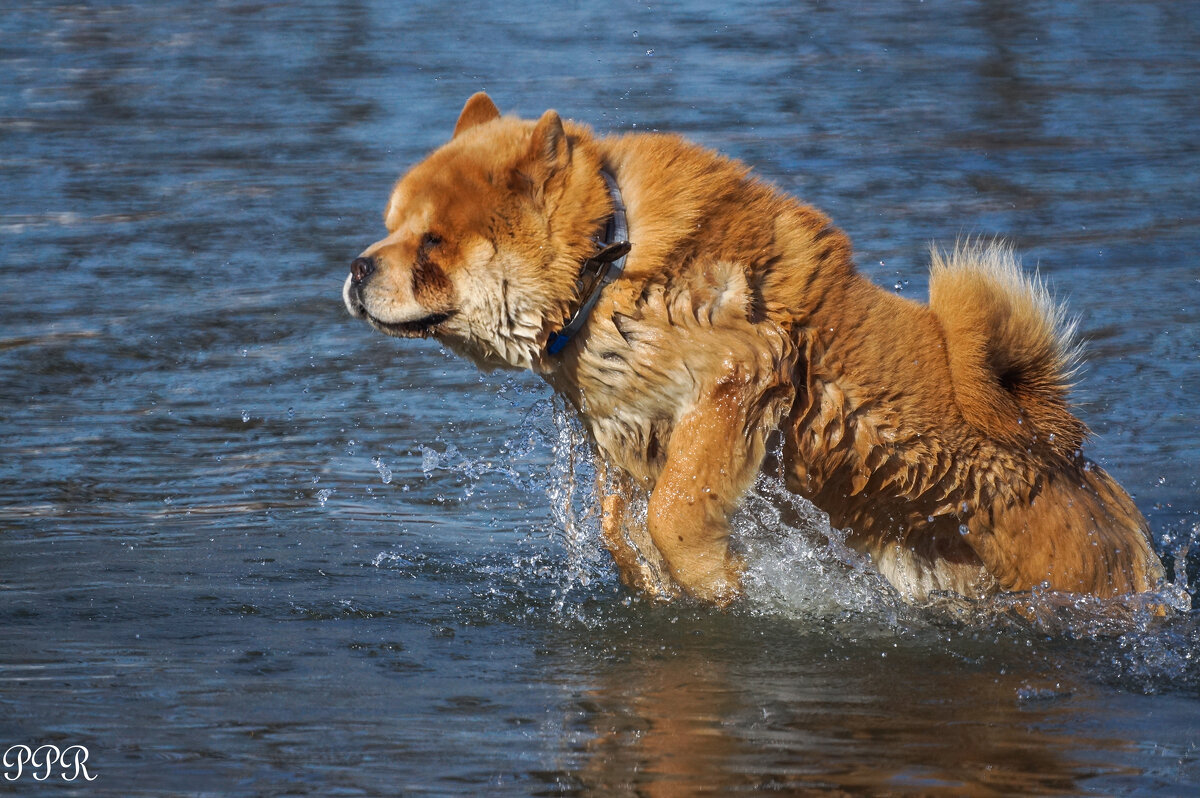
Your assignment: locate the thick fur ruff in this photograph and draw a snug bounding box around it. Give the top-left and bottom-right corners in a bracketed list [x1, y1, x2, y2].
[343, 93, 1164, 605]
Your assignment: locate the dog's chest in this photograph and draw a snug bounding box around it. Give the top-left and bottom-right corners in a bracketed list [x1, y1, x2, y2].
[550, 265, 790, 487]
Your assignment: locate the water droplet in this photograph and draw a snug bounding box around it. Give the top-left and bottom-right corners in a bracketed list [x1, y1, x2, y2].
[241, 411, 250, 423]
[372, 456, 393, 485]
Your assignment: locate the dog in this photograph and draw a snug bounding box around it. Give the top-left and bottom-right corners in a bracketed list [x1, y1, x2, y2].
[342, 92, 1165, 606]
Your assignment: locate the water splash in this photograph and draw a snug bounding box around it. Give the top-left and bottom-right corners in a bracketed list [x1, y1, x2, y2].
[387, 390, 1200, 690]
[737, 473, 906, 624]
[487, 399, 1198, 630]
[544, 397, 608, 614]
[371, 456, 393, 485]
[418, 437, 525, 499]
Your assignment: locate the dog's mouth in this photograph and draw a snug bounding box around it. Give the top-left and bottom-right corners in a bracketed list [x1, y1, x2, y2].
[367, 310, 454, 338]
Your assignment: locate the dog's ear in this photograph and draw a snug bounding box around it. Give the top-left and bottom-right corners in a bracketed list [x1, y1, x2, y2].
[453, 92, 500, 138]
[526, 109, 571, 176]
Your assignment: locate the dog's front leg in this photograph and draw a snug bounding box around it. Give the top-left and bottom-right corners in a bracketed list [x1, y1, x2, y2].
[646, 371, 775, 606]
[596, 462, 680, 601]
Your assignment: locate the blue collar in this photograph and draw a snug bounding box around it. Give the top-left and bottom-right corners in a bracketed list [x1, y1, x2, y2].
[546, 170, 631, 355]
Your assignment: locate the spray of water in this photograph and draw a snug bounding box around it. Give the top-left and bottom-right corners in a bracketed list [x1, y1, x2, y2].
[394, 389, 1200, 687]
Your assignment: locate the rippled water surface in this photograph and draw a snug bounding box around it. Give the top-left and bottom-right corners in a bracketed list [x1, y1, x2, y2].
[2, 1, 1199, 794]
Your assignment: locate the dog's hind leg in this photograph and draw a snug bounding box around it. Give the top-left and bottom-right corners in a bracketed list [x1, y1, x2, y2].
[963, 461, 1165, 597]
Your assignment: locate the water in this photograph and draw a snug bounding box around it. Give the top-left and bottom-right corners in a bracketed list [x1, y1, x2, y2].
[2, 0, 1199, 794]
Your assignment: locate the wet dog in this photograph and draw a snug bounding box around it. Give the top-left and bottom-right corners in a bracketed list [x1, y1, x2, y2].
[343, 92, 1164, 605]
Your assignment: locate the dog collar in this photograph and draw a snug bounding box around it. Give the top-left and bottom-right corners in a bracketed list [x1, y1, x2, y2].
[546, 170, 631, 355]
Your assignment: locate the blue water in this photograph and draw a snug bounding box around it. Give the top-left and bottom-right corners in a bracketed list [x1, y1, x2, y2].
[2, 0, 1199, 794]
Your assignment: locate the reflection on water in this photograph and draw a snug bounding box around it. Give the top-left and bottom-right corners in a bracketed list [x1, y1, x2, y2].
[562, 629, 1138, 796]
[2, 0, 1199, 794]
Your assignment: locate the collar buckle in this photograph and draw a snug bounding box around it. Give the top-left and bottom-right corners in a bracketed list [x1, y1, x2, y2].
[591, 240, 632, 264]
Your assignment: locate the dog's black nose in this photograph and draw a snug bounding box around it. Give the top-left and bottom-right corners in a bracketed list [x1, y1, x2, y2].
[350, 256, 376, 283]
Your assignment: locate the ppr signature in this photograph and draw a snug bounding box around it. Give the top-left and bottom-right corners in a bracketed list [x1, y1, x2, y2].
[4, 744, 96, 782]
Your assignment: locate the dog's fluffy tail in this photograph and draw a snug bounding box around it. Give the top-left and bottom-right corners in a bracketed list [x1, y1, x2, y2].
[929, 240, 1087, 458]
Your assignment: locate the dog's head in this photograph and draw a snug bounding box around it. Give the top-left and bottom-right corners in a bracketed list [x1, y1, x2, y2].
[343, 93, 607, 370]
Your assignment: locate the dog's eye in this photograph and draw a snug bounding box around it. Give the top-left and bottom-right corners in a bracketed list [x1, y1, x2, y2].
[420, 232, 443, 251]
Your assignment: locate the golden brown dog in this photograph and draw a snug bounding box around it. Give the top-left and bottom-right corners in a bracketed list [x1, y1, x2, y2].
[343, 92, 1164, 605]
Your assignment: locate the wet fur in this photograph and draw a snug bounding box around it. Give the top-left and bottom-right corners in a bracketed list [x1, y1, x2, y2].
[343, 93, 1164, 605]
